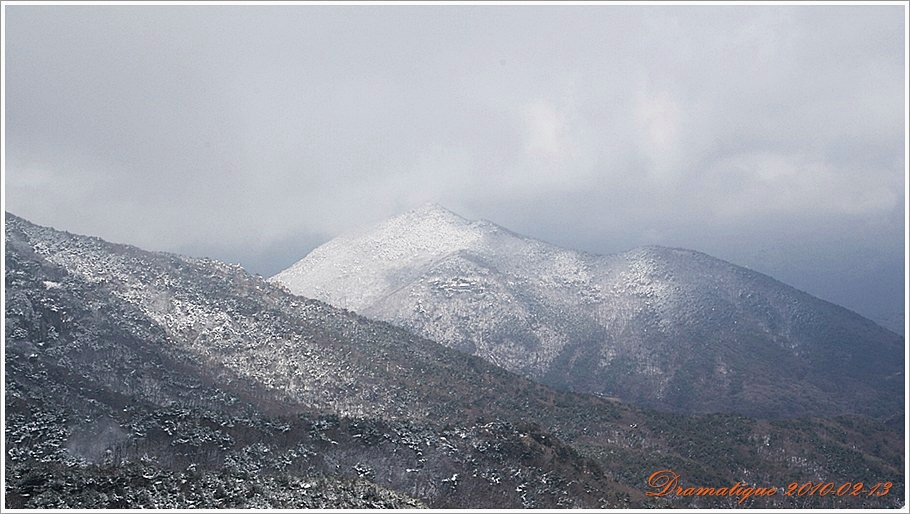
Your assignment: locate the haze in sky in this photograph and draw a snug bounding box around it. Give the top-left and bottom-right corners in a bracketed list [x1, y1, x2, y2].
[3, 4, 907, 331]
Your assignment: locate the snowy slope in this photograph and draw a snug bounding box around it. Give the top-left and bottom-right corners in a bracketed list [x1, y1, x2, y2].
[272, 205, 905, 418]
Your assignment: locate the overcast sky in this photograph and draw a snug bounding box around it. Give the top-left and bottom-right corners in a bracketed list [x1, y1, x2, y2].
[3, 3, 907, 331]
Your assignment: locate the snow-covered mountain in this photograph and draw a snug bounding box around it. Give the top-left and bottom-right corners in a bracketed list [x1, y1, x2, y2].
[6, 212, 904, 508]
[272, 204, 904, 418]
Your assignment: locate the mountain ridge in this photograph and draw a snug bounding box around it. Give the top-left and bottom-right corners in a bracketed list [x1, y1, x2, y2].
[272, 205, 904, 419]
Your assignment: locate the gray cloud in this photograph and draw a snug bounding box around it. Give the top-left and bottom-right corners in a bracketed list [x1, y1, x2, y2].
[4, 4, 905, 329]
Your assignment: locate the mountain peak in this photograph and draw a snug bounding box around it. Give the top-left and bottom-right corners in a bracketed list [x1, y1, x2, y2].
[390, 203, 477, 231]
[271, 204, 495, 311]
[406, 202, 461, 218]
[374, 204, 485, 252]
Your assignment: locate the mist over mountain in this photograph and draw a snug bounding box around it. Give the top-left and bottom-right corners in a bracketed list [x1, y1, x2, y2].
[4, 212, 904, 508]
[273, 204, 904, 419]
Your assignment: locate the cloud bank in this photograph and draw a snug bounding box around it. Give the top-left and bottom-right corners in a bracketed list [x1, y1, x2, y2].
[4, 4, 905, 328]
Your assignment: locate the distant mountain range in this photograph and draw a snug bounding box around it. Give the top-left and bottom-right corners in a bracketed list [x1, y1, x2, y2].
[273, 204, 904, 419]
[4, 212, 904, 508]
